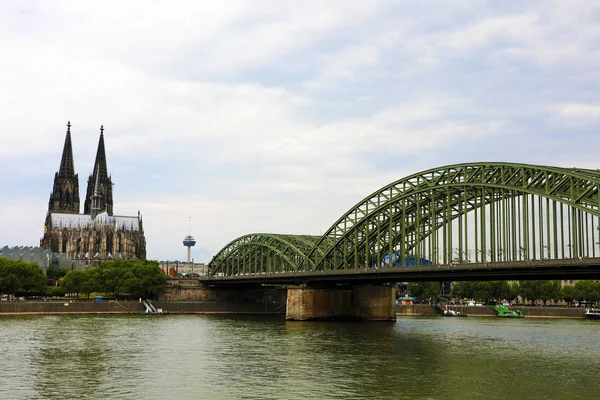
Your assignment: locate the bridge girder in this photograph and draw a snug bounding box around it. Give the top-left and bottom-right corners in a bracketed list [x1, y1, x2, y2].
[208, 233, 323, 276]
[209, 162, 600, 277]
[307, 163, 600, 271]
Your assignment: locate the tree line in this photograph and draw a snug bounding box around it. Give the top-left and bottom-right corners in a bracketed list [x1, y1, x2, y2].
[59, 260, 167, 299]
[406, 280, 600, 305]
[0, 258, 167, 299]
[0, 258, 48, 295]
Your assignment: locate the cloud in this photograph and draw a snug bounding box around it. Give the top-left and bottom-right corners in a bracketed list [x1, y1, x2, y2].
[1, 1, 599, 261]
[556, 103, 600, 120]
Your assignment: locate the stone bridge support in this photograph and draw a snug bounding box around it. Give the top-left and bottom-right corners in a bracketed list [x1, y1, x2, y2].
[286, 284, 396, 321]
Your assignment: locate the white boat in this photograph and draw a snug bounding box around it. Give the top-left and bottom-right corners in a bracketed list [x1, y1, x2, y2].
[442, 308, 466, 317]
[585, 309, 600, 320]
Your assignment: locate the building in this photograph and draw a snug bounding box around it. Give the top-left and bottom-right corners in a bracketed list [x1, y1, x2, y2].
[158, 261, 208, 277]
[40, 122, 146, 265]
[0, 246, 88, 273]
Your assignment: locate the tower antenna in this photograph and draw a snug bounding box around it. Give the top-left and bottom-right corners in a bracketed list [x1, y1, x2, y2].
[183, 216, 196, 263]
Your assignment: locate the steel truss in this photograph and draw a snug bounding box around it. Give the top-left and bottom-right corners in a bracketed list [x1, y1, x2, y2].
[209, 163, 600, 277]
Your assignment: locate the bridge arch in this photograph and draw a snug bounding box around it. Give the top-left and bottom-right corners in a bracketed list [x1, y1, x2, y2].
[210, 162, 600, 276]
[307, 163, 600, 271]
[209, 233, 322, 276]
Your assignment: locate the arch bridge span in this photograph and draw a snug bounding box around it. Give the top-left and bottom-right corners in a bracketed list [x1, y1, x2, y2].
[209, 162, 600, 280]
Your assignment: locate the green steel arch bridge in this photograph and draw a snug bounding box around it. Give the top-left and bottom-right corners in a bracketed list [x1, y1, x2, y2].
[206, 162, 600, 286]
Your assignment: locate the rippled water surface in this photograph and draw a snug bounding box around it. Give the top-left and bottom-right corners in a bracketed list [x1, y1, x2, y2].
[1, 315, 599, 399]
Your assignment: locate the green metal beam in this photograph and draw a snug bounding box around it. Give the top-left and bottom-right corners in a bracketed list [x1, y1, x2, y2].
[209, 162, 600, 277]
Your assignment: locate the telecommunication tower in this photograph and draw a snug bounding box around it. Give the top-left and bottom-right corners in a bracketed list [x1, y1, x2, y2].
[183, 216, 196, 263]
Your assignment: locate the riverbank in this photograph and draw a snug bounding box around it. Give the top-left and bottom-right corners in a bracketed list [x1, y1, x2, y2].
[396, 304, 590, 318]
[0, 299, 286, 316]
[0, 301, 592, 318]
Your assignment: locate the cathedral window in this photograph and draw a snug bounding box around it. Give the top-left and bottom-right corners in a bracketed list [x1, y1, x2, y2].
[51, 235, 59, 253]
[107, 232, 114, 255]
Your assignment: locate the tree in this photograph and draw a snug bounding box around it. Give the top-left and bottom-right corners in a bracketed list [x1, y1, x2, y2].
[560, 285, 577, 305]
[47, 268, 68, 281]
[519, 281, 546, 304]
[450, 281, 511, 303]
[574, 280, 600, 306]
[0, 258, 47, 295]
[540, 281, 561, 304]
[47, 286, 66, 297]
[61, 270, 87, 298]
[60, 260, 168, 299]
[20, 263, 49, 294]
[451, 281, 474, 299]
[509, 282, 521, 303]
[407, 282, 440, 302]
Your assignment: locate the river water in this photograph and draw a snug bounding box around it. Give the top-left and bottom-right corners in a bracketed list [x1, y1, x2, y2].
[0, 315, 599, 400]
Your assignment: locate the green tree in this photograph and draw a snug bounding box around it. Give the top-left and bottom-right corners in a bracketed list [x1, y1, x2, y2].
[451, 281, 512, 303]
[407, 282, 440, 303]
[451, 281, 475, 299]
[0, 258, 47, 295]
[560, 285, 577, 305]
[61, 270, 87, 298]
[97, 260, 166, 299]
[47, 286, 66, 297]
[574, 280, 600, 306]
[509, 282, 521, 303]
[540, 281, 561, 304]
[47, 268, 68, 281]
[58, 260, 166, 299]
[518, 280, 545, 304]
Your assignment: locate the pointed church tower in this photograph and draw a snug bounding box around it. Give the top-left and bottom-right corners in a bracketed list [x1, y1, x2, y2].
[48, 121, 80, 213]
[84, 125, 113, 215]
[90, 164, 103, 218]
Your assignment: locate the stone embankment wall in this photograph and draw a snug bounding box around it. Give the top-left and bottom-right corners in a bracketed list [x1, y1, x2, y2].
[161, 280, 287, 314]
[514, 306, 587, 318]
[396, 304, 589, 318]
[396, 305, 439, 316]
[0, 300, 145, 314]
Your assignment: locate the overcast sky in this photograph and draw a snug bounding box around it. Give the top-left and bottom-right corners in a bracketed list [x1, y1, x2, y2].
[1, 0, 599, 263]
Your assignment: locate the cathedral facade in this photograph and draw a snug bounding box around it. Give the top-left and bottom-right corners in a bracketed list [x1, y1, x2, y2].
[41, 122, 146, 265]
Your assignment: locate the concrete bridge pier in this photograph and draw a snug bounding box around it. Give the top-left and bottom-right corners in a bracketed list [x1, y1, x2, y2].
[286, 284, 396, 321]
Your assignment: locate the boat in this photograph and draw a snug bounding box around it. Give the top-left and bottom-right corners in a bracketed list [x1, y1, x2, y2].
[585, 309, 600, 320]
[490, 305, 524, 318]
[442, 309, 467, 317]
[438, 303, 467, 317]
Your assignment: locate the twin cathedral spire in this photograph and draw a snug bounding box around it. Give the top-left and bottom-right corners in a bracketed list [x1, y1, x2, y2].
[42, 122, 146, 262]
[49, 121, 113, 217]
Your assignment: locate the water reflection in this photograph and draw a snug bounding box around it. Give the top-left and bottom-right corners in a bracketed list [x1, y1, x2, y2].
[32, 316, 110, 399]
[0, 315, 599, 400]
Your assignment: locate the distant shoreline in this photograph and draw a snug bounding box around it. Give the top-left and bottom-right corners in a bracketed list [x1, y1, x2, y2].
[396, 304, 590, 319]
[0, 302, 593, 319]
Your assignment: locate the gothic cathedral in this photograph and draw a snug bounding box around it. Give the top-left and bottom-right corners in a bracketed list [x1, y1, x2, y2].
[41, 122, 147, 264]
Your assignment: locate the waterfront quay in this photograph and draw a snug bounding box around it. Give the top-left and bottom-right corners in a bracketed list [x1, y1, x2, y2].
[0, 299, 592, 319]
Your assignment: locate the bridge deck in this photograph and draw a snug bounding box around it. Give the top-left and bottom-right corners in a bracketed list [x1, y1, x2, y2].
[201, 258, 600, 286]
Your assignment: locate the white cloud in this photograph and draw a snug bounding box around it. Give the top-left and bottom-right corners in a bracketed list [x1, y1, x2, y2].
[1, 1, 599, 261]
[556, 103, 600, 120]
[409, 2, 600, 66]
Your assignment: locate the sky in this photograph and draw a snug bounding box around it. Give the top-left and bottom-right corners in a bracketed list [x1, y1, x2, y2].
[1, 0, 599, 263]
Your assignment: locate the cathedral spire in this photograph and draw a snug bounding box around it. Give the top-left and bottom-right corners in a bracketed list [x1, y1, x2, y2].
[92, 125, 108, 181]
[48, 121, 80, 214]
[58, 121, 75, 177]
[84, 125, 113, 215]
[91, 164, 102, 218]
